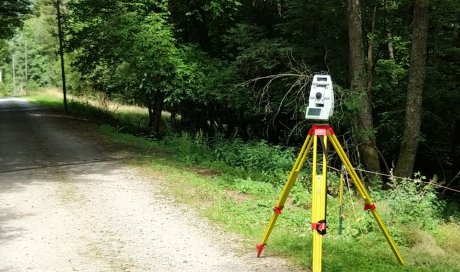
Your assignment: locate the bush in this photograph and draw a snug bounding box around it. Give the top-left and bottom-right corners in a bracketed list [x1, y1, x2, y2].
[0, 82, 10, 96]
[160, 131, 212, 163]
[214, 139, 295, 185]
[378, 173, 444, 230]
[155, 133, 296, 186]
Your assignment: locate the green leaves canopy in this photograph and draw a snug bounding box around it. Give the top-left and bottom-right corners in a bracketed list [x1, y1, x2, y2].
[0, 0, 31, 39]
[7, 0, 455, 181]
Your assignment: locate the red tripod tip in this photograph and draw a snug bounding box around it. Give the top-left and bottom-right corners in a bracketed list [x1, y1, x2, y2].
[256, 243, 266, 257]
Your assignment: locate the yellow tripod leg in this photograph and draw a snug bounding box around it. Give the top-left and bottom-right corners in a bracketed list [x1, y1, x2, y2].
[329, 133, 405, 265]
[257, 134, 313, 257]
[338, 165, 345, 235]
[311, 135, 328, 272]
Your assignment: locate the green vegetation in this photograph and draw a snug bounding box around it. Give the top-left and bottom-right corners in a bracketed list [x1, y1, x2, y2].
[26, 88, 63, 107]
[1, 0, 459, 183]
[0, 0, 30, 39]
[101, 119, 460, 272]
[3, 0, 460, 270]
[27, 93, 460, 271]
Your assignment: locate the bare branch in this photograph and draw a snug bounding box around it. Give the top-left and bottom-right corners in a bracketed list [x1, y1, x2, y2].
[236, 60, 313, 141]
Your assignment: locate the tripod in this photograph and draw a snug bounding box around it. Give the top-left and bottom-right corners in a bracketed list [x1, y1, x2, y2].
[256, 124, 405, 271]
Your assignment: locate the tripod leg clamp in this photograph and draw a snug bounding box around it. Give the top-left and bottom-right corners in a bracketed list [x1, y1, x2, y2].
[364, 203, 376, 211]
[311, 220, 327, 235]
[273, 206, 284, 215]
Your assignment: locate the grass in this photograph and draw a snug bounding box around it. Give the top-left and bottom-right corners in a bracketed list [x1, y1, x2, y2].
[135, 153, 460, 271]
[101, 127, 460, 272]
[26, 88, 65, 108]
[24, 89, 460, 272]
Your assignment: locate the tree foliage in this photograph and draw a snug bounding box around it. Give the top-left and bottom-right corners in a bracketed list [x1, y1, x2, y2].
[2, 0, 459, 183]
[0, 0, 58, 94]
[0, 0, 31, 39]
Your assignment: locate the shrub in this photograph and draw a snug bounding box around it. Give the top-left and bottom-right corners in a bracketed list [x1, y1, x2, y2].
[378, 173, 444, 231]
[0, 82, 10, 96]
[161, 131, 212, 163]
[213, 139, 295, 185]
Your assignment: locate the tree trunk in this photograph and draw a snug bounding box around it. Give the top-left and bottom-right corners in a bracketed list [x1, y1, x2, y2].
[151, 91, 165, 136]
[147, 91, 165, 137]
[384, 0, 395, 60]
[394, 0, 430, 177]
[347, 0, 381, 177]
[366, 5, 377, 98]
[387, 32, 395, 60]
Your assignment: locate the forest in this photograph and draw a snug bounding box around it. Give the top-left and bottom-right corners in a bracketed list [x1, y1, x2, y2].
[0, 1, 459, 200]
[1, 0, 460, 270]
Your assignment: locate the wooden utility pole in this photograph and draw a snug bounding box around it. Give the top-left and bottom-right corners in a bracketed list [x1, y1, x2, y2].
[56, 0, 68, 113]
[24, 39, 28, 83]
[12, 55, 16, 96]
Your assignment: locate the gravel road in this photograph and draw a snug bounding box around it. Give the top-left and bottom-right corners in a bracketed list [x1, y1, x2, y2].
[0, 98, 302, 272]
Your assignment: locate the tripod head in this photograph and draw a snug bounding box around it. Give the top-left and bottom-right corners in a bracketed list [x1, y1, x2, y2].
[305, 74, 334, 121]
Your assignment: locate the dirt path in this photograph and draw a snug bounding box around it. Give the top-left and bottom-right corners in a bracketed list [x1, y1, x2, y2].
[0, 98, 302, 272]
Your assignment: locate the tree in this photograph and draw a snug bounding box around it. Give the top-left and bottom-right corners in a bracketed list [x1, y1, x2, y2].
[67, 0, 188, 135]
[394, 0, 430, 177]
[20, 0, 456, 182]
[347, 0, 381, 176]
[4, 0, 60, 88]
[0, 0, 31, 39]
[423, 0, 460, 184]
[127, 13, 181, 135]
